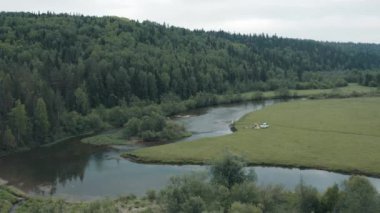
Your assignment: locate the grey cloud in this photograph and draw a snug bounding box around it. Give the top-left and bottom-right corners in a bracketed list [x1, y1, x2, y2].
[1, 0, 379, 43]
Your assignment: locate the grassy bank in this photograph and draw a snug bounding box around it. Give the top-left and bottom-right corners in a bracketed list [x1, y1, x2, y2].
[0, 185, 26, 213]
[126, 97, 380, 177]
[0, 185, 159, 213]
[80, 129, 137, 146]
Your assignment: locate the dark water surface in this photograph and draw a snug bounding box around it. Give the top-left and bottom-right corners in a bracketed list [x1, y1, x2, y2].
[1, 100, 380, 200]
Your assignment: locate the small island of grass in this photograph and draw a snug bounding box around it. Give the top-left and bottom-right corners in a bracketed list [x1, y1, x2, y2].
[82, 112, 191, 146]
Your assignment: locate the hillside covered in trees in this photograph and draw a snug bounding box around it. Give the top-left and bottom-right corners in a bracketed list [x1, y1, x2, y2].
[1, 12, 380, 150]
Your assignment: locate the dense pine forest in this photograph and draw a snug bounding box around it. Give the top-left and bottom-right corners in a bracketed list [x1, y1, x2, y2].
[1, 12, 380, 151]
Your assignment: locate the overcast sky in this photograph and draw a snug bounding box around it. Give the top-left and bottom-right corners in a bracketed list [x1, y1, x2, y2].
[2, 0, 380, 43]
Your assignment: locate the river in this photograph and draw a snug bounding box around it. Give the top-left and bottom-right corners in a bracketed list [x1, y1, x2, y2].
[1, 99, 379, 201]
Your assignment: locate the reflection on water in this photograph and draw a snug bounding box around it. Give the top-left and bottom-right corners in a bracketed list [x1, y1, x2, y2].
[0, 143, 206, 200]
[0, 140, 104, 196]
[1, 100, 380, 200]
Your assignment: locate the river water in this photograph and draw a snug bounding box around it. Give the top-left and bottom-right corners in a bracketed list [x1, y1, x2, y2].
[1, 100, 379, 200]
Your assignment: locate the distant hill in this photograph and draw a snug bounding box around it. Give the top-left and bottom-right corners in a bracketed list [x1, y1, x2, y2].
[0, 12, 379, 149]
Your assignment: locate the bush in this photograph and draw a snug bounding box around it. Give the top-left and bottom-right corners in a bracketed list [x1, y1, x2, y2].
[320, 184, 339, 213]
[160, 121, 188, 141]
[140, 114, 165, 132]
[296, 181, 321, 213]
[259, 185, 290, 213]
[84, 112, 106, 131]
[145, 190, 156, 202]
[160, 173, 213, 213]
[274, 87, 290, 99]
[160, 102, 187, 116]
[60, 111, 87, 134]
[230, 181, 259, 205]
[337, 176, 380, 213]
[107, 106, 129, 127]
[140, 130, 160, 142]
[182, 196, 206, 213]
[211, 154, 256, 189]
[123, 117, 141, 138]
[230, 202, 262, 213]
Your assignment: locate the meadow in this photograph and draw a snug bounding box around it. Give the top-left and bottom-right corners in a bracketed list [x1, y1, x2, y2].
[127, 97, 380, 176]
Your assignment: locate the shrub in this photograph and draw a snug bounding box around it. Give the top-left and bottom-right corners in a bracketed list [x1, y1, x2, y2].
[296, 180, 321, 213]
[160, 173, 212, 213]
[182, 196, 206, 213]
[274, 87, 290, 99]
[230, 181, 259, 205]
[211, 154, 256, 189]
[337, 176, 380, 213]
[320, 184, 339, 213]
[123, 117, 141, 138]
[230, 202, 262, 213]
[145, 190, 156, 202]
[259, 185, 290, 213]
[140, 130, 160, 142]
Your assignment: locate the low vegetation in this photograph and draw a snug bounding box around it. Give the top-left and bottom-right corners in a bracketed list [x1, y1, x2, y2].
[0, 185, 160, 213]
[0, 185, 26, 213]
[158, 154, 380, 213]
[127, 97, 380, 176]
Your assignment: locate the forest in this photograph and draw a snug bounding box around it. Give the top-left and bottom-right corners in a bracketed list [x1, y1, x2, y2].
[1, 12, 380, 150]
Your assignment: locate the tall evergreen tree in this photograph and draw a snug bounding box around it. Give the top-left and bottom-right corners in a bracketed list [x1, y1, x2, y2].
[34, 98, 50, 143]
[74, 87, 90, 115]
[3, 126, 16, 148]
[8, 100, 29, 145]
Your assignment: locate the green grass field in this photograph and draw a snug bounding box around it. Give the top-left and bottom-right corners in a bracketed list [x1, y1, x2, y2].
[127, 97, 380, 176]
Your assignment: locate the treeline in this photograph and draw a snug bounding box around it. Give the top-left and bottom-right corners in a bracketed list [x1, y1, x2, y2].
[1, 12, 380, 150]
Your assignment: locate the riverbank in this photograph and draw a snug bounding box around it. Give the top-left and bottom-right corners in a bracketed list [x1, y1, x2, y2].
[126, 97, 380, 177]
[0, 185, 159, 213]
[124, 153, 380, 179]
